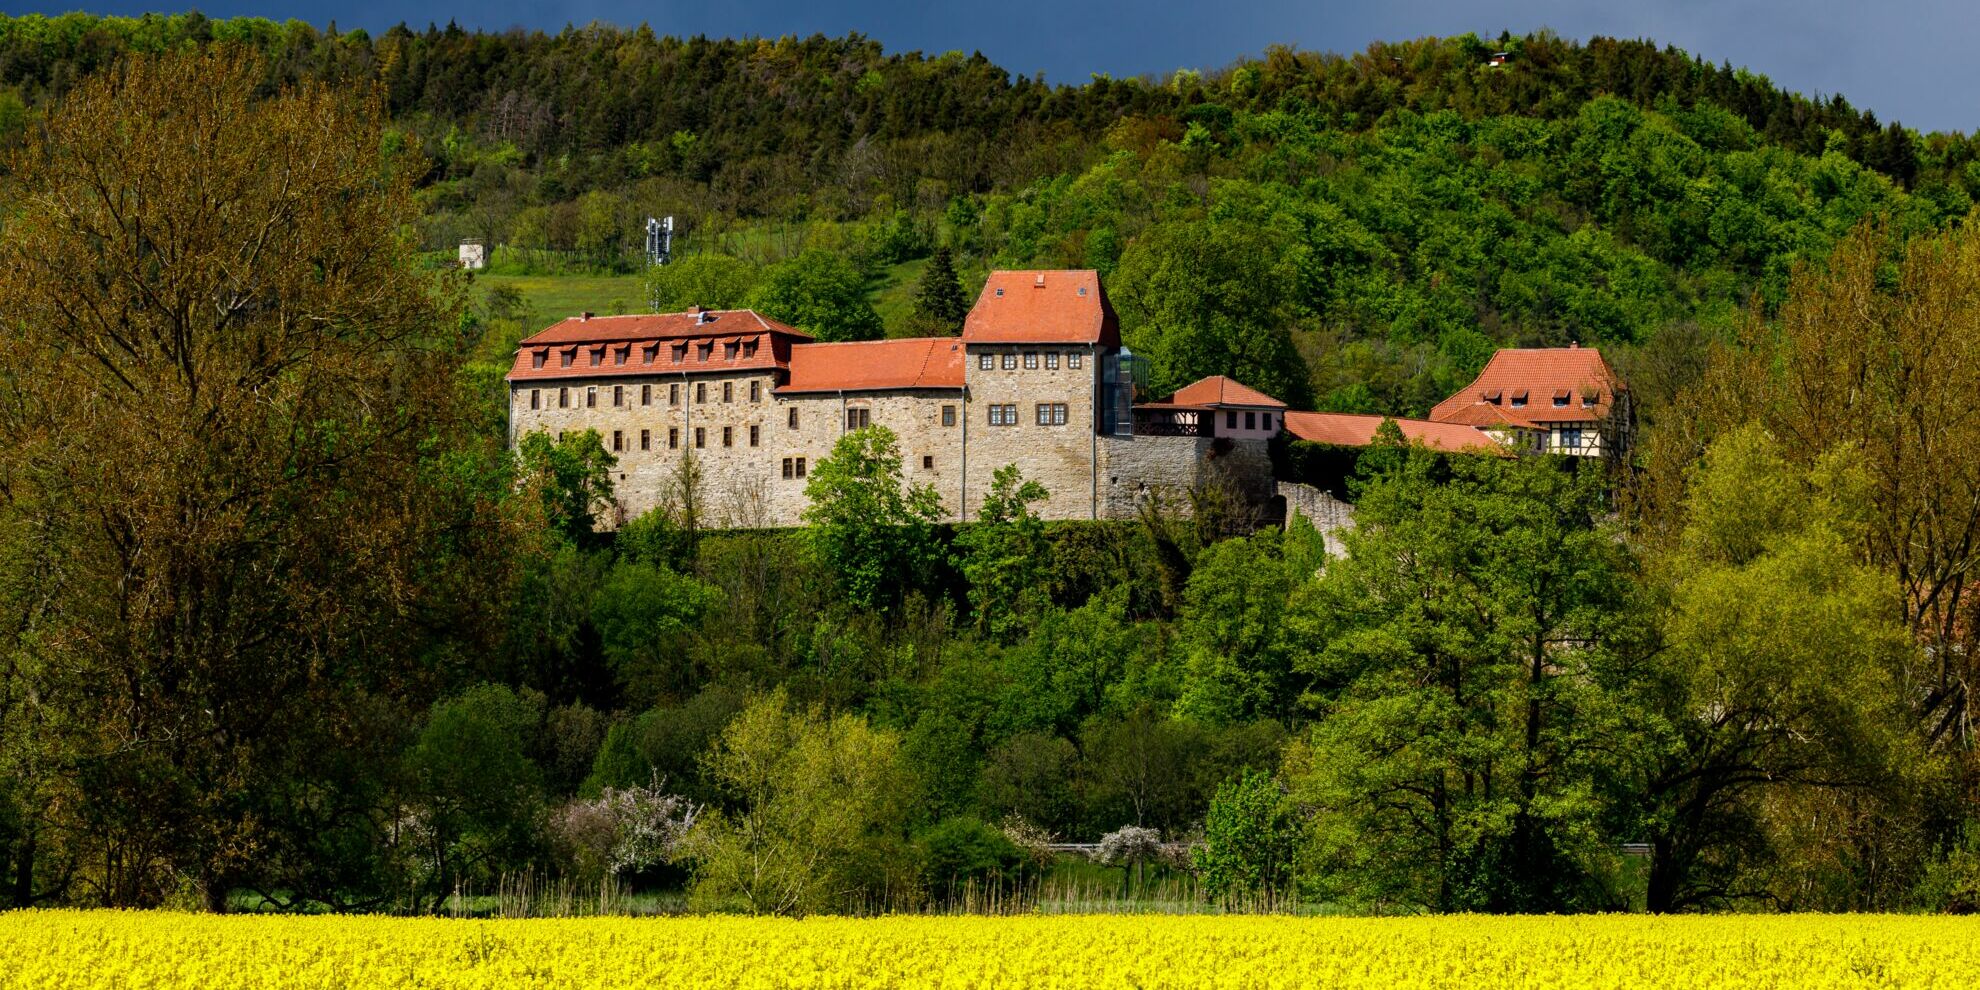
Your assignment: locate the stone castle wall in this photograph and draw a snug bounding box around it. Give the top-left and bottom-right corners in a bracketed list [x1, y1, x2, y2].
[509, 345, 1279, 530]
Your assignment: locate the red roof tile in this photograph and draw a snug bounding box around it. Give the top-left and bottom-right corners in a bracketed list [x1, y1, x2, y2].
[1166, 375, 1288, 409]
[963, 270, 1120, 346]
[779, 337, 966, 393]
[1283, 411, 1509, 455]
[505, 310, 809, 382]
[1428, 346, 1622, 430]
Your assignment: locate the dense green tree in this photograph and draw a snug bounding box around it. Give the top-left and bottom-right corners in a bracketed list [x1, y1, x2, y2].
[749, 249, 884, 342]
[590, 561, 719, 705]
[405, 684, 548, 909]
[909, 245, 970, 334]
[1193, 770, 1299, 904]
[1286, 449, 1636, 912]
[680, 691, 912, 916]
[644, 253, 762, 312]
[801, 427, 947, 611]
[1631, 426, 1918, 912]
[954, 465, 1051, 641]
[515, 429, 618, 541]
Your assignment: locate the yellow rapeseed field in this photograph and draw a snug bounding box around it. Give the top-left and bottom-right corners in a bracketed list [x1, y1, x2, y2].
[2, 911, 1976, 989]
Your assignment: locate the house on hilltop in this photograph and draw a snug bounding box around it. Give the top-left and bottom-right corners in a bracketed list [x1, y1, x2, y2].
[1427, 344, 1632, 461]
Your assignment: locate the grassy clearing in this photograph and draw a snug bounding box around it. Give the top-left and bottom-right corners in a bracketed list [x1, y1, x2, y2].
[475, 273, 651, 326]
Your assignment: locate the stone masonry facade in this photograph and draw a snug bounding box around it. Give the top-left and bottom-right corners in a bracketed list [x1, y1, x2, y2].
[504, 271, 1287, 529]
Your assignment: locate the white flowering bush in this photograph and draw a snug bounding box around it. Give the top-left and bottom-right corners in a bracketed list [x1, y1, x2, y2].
[548, 776, 699, 882]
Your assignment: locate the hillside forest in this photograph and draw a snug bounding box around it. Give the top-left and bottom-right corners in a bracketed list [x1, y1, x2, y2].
[0, 17, 1976, 916]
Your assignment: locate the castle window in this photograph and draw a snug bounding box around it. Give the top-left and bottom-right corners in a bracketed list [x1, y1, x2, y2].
[942, 405, 956, 427]
[723, 381, 734, 403]
[979, 354, 994, 371]
[922, 455, 934, 470]
[722, 426, 733, 447]
[559, 387, 569, 408]
[749, 425, 760, 447]
[695, 427, 706, 448]
[1068, 353, 1083, 369]
[669, 383, 681, 406]
[669, 428, 679, 449]
[1001, 353, 1017, 370]
[641, 384, 652, 406]
[612, 430, 623, 452]
[1045, 352, 1059, 370]
[529, 389, 540, 410]
[696, 382, 707, 403]
[782, 458, 794, 479]
[613, 385, 624, 407]
[788, 407, 799, 429]
[1024, 352, 1039, 370]
[1245, 411, 1256, 430]
[640, 429, 651, 451]
[988, 403, 1018, 426]
[586, 387, 597, 408]
[796, 457, 806, 478]
[750, 380, 761, 402]
[847, 408, 871, 430]
[532, 350, 547, 370]
[1036, 403, 1067, 426]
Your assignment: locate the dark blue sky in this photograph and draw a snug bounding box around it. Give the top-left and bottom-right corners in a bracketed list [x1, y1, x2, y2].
[20, 2, 1980, 132]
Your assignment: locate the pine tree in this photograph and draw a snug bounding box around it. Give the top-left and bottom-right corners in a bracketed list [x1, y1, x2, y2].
[911, 246, 970, 334]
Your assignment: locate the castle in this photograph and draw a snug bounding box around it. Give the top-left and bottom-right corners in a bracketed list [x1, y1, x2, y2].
[505, 269, 1629, 529]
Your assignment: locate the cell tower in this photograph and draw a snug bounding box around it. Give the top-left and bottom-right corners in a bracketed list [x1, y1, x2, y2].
[645, 216, 674, 267]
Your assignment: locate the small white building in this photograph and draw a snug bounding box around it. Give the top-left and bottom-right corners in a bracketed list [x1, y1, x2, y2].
[458, 240, 487, 270]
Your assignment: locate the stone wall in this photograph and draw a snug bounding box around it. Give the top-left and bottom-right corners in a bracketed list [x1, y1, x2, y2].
[509, 348, 1281, 530]
[961, 343, 1103, 521]
[1278, 481, 1356, 558]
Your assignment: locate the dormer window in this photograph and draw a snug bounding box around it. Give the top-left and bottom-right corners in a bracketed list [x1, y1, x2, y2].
[672, 343, 687, 363]
[1581, 390, 1599, 408]
[1510, 389, 1528, 408]
[615, 346, 629, 366]
[531, 350, 546, 370]
[589, 348, 602, 367]
[995, 288, 1004, 297]
[1482, 388, 1502, 405]
[724, 342, 738, 360]
[698, 343, 713, 361]
[743, 340, 758, 358]
[1552, 389, 1570, 408]
[643, 344, 657, 364]
[560, 349, 574, 368]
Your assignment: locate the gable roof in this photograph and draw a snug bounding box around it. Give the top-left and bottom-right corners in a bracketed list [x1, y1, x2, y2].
[1165, 375, 1288, 409]
[779, 337, 966, 394]
[518, 309, 804, 346]
[1428, 346, 1623, 430]
[506, 309, 810, 382]
[1283, 411, 1510, 456]
[962, 270, 1120, 346]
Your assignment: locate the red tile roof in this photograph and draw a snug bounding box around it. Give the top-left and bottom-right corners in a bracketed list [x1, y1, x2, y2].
[779, 337, 966, 393]
[1283, 411, 1510, 455]
[963, 270, 1121, 346]
[1165, 375, 1288, 409]
[505, 310, 810, 382]
[1428, 346, 1622, 430]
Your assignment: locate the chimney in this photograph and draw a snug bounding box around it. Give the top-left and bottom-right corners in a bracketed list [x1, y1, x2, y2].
[686, 305, 702, 314]
[1569, 341, 1579, 348]
[1034, 273, 1046, 288]
[580, 311, 593, 322]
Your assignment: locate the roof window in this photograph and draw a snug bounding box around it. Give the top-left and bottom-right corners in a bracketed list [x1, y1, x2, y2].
[671, 343, 687, 363]
[1510, 389, 1528, 408]
[1482, 388, 1502, 404]
[995, 288, 1004, 297]
[531, 350, 546, 370]
[1553, 389, 1570, 408]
